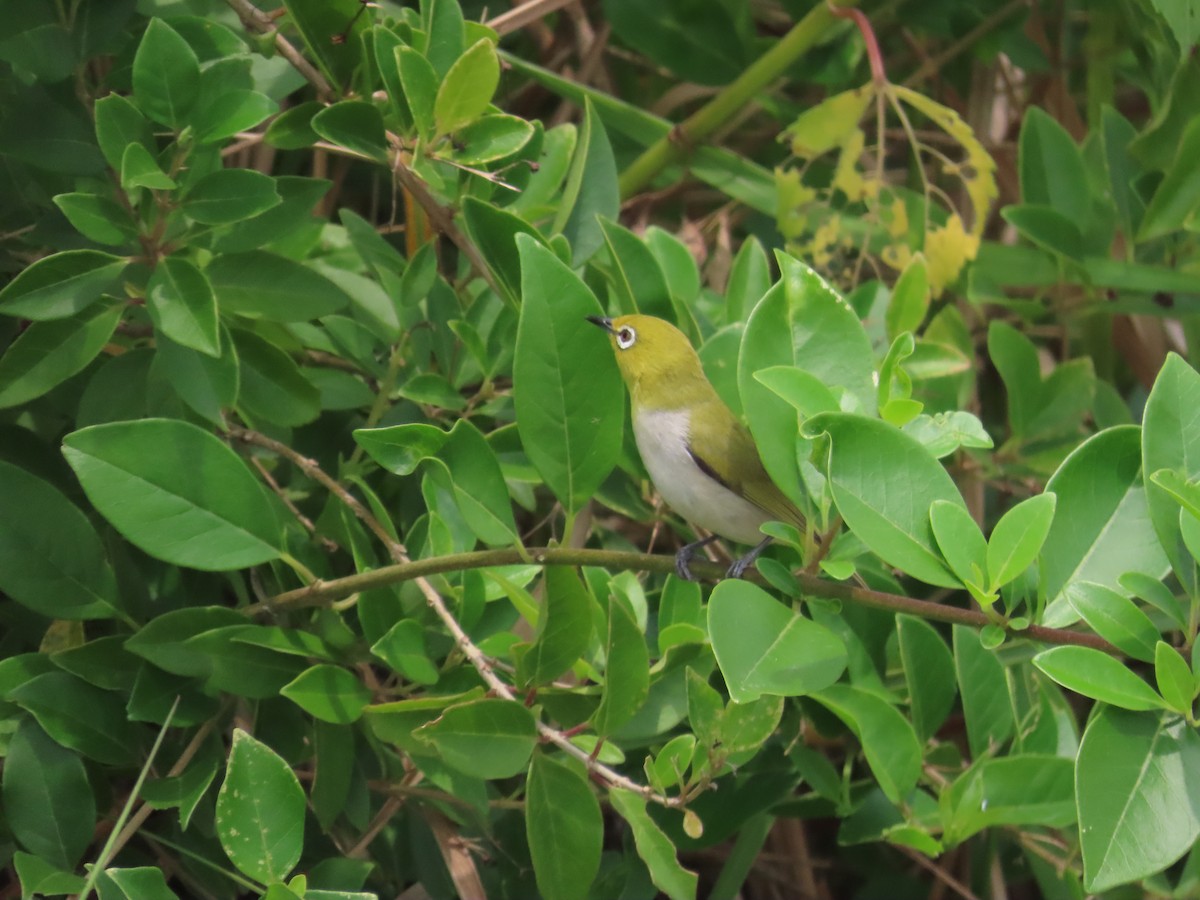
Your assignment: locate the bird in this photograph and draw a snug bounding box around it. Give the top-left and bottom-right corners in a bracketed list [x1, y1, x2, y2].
[587, 313, 807, 581]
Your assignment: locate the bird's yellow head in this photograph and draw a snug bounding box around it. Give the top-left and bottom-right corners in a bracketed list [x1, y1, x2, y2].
[587, 314, 709, 410]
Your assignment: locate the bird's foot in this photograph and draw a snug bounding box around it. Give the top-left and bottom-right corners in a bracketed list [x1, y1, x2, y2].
[725, 536, 774, 580]
[675, 536, 719, 581]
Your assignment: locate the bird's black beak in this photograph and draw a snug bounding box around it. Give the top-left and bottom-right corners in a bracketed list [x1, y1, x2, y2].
[586, 315, 614, 333]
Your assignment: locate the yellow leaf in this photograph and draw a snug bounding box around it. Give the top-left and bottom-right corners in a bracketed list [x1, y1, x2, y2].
[785, 86, 874, 158]
[924, 214, 978, 297]
[833, 129, 867, 201]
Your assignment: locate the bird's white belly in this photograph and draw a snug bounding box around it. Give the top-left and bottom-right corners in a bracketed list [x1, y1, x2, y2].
[632, 408, 769, 545]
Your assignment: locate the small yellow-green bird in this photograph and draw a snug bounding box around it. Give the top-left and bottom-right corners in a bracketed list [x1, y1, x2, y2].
[588, 313, 807, 580]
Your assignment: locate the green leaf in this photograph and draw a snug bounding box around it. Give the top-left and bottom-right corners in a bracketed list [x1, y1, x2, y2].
[519, 566, 594, 686]
[264, 101, 321, 149]
[1041, 426, 1170, 626]
[193, 89, 277, 144]
[806, 413, 962, 587]
[94, 91, 154, 170]
[231, 329, 321, 427]
[1019, 106, 1090, 222]
[154, 330, 238, 425]
[434, 38, 499, 135]
[449, 114, 535, 165]
[104, 867, 181, 900]
[53, 193, 137, 247]
[440, 418, 520, 546]
[929, 499, 986, 591]
[1033, 646, 1167, 711]
[62, 418, 283, 570]
[1142, 353, 1200, 587]
[207, 251, 351, 320]
[608, 788, 698, 900]
[811, 684, 923, 805]
[645, 226, 700, 306]
[461, 196, 546, 304]
[216, 729, 306, 884]
[1154, 641, 1196, 714]
[9, 671, 142, 765]
[708, 579, 846, 703]
[397, 45, 439, 141]
[596, 217, 674, 320]
[953, 625, 1014, 758]
[371, 619, 440, 685]
[132, 18, 200, 128]
[0, 459, 120, 620]
[1077, 708, 1200, 892]
[741, 255, 876, 506]
[514, 235, 623, 513]
[605, 0, 750, 86]
[1065, 582, 1160, 663]
[885, 253, 930, 338]
[1138, 117, 1200, 241]
[183, 169, 281, 225]
[121, 142, 176, 191]
[725, 236, 770, 322]
[0, 302, 123, 408]
[417, 698, 537, 779]
[896, 615, 957, 743]
[1001, 204, 1085, 259]
[0, 249, 126, 319]
[354, 423, 448, 475]
[526, 754, 603, 900]
[279, 0, 366, 91]
[146, 257, 220, 356]
[986, 492, 1056, 589]
[281, 665, 372, 724]
[1, 719, 95, 870]
[311, 101, 389, 163]
[942, 755, 1076, 845]
[591, 594, 650, 737]
[553, 98, 619, 265]
[423, 0, 466, 76]
[12, 852, 86, 897]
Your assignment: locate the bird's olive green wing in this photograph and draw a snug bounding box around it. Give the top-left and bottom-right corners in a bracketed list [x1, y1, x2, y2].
[686, 396, 807, 534]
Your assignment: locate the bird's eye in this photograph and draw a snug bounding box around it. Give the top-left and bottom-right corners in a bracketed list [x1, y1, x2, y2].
[616, 326, 637, 349]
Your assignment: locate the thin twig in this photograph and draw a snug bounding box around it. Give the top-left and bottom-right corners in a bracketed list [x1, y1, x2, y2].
[223, 0, 335, 102]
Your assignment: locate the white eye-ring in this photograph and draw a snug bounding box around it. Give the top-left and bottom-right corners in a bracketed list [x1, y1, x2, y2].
[616, 326, 637, 349]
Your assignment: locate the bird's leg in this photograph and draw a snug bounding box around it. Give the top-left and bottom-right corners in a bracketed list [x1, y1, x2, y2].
[727, 536, 774, 579]
[675, 535, 719, 581]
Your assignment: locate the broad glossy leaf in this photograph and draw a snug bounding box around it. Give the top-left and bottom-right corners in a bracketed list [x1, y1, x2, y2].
[708, 579, 845, 703]
[207, 251, 351, 321]
[0, 302, 122, 408]
[1019, 107, 1090, 222]
[354, 423, 448, 475]
[0, 460, 121, 620]
[9, 671, 141, 765]
[929, 499, 986, 590]
[953, 626, 1014, 757]
[806, 414, 961, 587]
[1077, 708, 1200, 892]
[514, 236, 622, 513]
[1041, 426, 1169, 625]
[146, 257, 220, 356]
[311, 101, 389, 163]
[1154, 641, 1196, 714]
[153, 330, 238, 425]
[461, 197, 546, 305]
[104, 867, 180, 900]
[62, 418, 283, 570]
[121, 142, 175, 191]
[1034, 646, 1166, 711]
[0, 249, 125, 319]
[278, 0, 366, 91]
[193, 89, 277, 144]
[527, 754, 602, 900]
[183, 169, 281, 225]
[886, 253, 930, 338]
[553, 98, 619, 265]
[986, 492, 1056, 589]
[519, 566, 594, 686]
[740, 255, 875, 505]
[591, 594, 650, 737]
[896, 615, 956, 743]
[231, 329, 321, 427]
[216, 729, 306, 884]
[597, 217, 673, 320]
[434, 38, 499, 135]
[608, 788, 698, 900]
[604, 0, 750, 86]
[1139, 117, 1200, 241]
[1065, 582, 1159, 663]
[396, 46, 439, 141]
[94, 93, 155, 171]
[417, 698, 537, 779]
[281, 665, 372, 724]
[371, 619, 440, 685]
[440, 418, 519, 546]
[2, 719, 95, 870]
[943, 755, 1075, 845]
[132, 18, 199, 128]
[450, 113, 535, 165]
[725, 235, 770, 322]
[53, 193, 137, 247]
[1142, 353, 1200, 587]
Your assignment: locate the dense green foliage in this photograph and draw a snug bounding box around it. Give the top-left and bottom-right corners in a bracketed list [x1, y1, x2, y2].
[3, 0, 1200, 897]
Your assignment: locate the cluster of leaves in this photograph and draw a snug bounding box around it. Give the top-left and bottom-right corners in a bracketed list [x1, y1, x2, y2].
[4, 1, 1200, 899]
